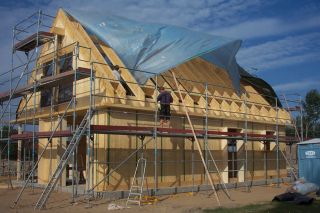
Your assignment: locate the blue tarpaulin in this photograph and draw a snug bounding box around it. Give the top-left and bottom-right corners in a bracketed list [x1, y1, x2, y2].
[66, 9, 242, 91]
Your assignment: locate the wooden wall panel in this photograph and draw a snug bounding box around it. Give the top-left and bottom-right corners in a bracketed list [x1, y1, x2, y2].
[38, 118, 67, 186]
[91, 109, 288, 191]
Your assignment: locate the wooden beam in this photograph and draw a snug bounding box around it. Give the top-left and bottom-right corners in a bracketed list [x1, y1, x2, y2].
[51, 27, 65, 36]
[59, 9, 121, 103]
[171, 70, 221, 206]
[99, 43, 145, 105]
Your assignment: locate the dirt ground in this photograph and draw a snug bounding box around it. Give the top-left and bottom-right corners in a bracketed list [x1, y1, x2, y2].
[0, 182, 289, 213]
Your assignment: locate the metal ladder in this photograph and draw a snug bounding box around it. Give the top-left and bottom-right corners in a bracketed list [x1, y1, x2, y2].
[126, 157, 147, 206]
[34, 110, 93, 210]
[12, 98, 74, 208]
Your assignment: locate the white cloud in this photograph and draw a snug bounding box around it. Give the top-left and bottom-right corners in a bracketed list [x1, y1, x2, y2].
[273, 80, 320, 92]
[46, 0, 319, 44]
[237, 32, 320, 70]
[46, 0, 264, 29]
[0, 0, 319, 77]
[212, 15, 320, 39]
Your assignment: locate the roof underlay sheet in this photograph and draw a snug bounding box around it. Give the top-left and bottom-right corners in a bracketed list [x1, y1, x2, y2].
[66, 9, 243, 92]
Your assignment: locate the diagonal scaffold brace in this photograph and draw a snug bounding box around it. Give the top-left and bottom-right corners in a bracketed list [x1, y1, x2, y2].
[171, 70, 221, 206]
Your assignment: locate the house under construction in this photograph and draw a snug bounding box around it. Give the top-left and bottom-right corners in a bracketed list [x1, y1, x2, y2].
[0, 9, 302, 209]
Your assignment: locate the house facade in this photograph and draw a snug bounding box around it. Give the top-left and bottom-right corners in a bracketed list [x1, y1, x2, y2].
[14, 9, 292, 193]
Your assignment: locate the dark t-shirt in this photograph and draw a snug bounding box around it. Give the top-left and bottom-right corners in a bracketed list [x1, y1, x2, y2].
[157, 91, 173, 105]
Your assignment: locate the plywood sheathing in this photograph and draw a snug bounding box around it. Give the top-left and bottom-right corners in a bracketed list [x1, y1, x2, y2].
[91, 109, 288, 191]
[38, 117, 67, 186]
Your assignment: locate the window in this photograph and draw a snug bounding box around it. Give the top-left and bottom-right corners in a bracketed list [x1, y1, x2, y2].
[58, 82, 73, 103]
[40, 88, 52, 107]
[40, 53, 73, 107]
[228, 139, 238, 178]
[56, 53, 73, 103]
[59, 52, 73, 73]
[41, 60, 53, 107]
[43, 60, 54, 77]
[227, 128, 239, 179]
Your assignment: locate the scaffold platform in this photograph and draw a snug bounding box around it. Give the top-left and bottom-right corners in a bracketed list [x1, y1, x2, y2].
[0, 67, 90, 103]
[14, 31, 55, 52]
[90, 125, 298, 142]
[9, 125, 298, 143]
[11, 130, 72, 140]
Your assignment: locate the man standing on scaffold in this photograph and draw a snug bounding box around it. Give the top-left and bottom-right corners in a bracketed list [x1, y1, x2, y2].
[157, 86, 173, 127]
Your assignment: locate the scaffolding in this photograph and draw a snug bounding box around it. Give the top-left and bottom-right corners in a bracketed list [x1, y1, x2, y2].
[0, 10, 304, 210]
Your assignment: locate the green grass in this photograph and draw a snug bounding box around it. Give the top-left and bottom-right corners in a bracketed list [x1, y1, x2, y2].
[204, 201, 320, 213]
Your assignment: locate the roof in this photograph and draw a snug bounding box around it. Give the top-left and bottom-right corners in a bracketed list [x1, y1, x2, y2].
[297, 138, 320, 145]
[66, 9, 242, 91]
[238, 66, 282, 107]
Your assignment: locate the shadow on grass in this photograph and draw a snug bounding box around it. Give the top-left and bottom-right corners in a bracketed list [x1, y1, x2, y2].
[204, 201, 320, 213]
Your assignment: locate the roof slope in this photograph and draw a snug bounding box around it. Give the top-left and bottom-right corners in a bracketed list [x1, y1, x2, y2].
[239, 66, 282, 107]
[66, 9, 242, 91]
[297, 138, 320, 145]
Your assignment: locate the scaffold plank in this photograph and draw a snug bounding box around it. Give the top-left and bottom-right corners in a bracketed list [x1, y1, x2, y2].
[90, 125, 298, 142]
[10, 125, 298, 142]
[11, 130, 72, 140]
[14, 31, 54, 52]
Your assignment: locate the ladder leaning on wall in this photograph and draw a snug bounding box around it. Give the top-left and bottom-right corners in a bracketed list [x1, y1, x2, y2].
[171, 70, 223, 206]
[34, 109, 94, 210]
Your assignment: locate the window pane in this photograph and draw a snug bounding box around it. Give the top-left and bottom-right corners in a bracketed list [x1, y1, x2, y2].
[58, 82, 73, 103]
[40, 89, 52, 107]
[43, 61, 54, 77]
[59, 52, 73, 73]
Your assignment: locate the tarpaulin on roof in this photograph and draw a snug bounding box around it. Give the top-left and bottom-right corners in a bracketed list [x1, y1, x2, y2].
[238, 66, 282, 107]
[66, 9, 242, 91]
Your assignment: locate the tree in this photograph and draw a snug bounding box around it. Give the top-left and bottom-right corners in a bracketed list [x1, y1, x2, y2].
[303, 89, 320, 138]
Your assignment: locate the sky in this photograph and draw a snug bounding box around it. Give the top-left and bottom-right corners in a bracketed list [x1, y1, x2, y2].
[0, 0, 319, 98]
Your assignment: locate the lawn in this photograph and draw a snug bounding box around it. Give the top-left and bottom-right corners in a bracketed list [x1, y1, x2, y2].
[204, 200, 320, 213]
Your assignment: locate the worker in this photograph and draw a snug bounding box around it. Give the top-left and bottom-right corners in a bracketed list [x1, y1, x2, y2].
[111, 64, 135, 96]
[112, 65, 121, 81]
[157, 86, 173, 127]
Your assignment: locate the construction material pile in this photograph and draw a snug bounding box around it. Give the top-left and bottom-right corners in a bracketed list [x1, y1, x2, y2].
[273, 178, 320, 204]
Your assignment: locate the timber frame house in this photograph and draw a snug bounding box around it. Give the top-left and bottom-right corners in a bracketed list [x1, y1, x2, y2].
[0, 9, 301, 209]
